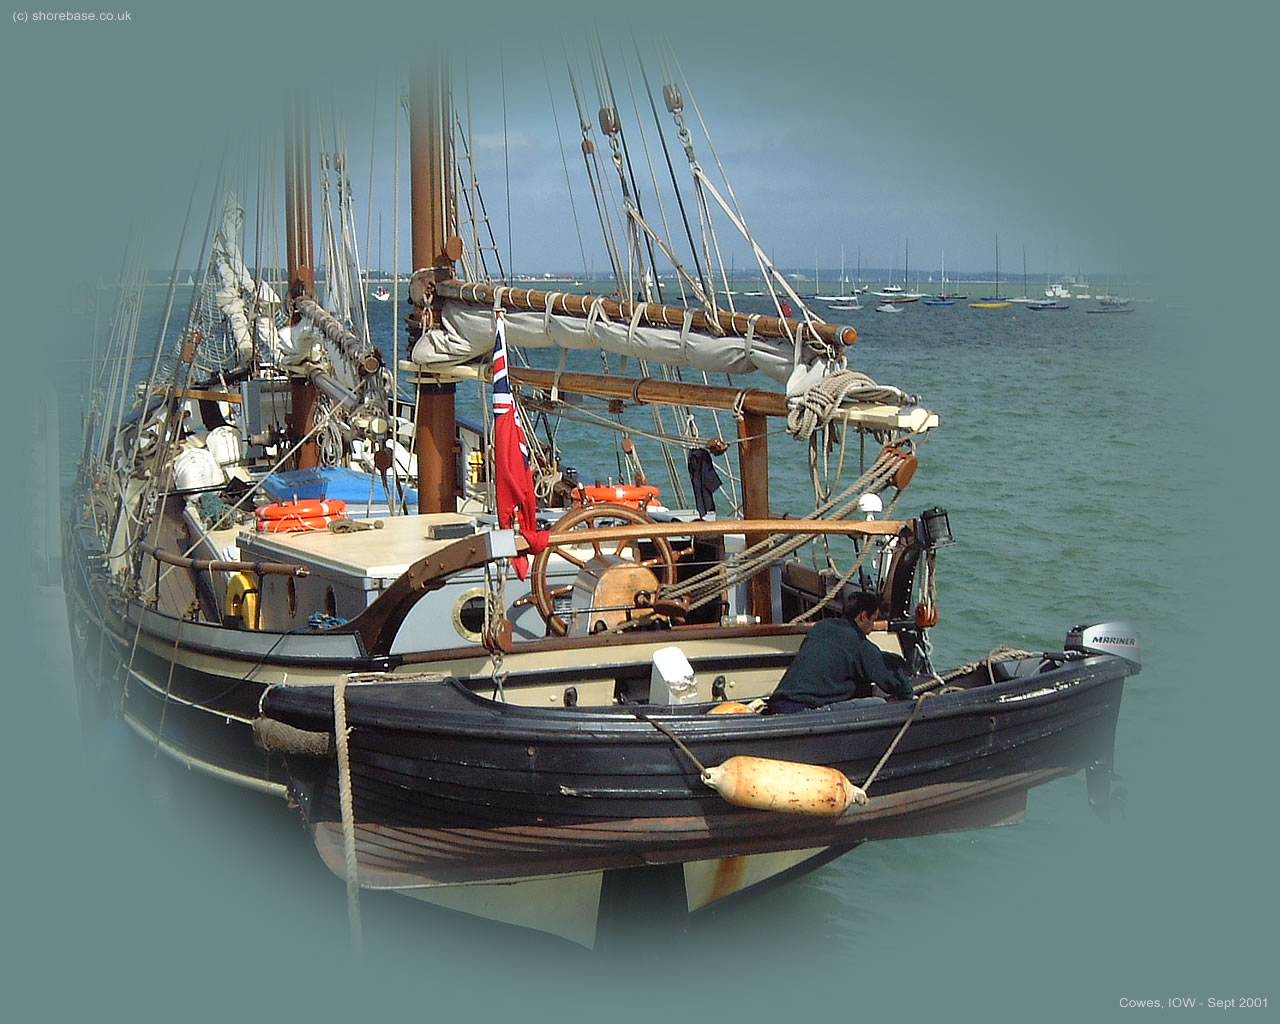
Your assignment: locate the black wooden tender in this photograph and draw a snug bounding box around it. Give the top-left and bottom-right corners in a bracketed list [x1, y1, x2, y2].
[259, 650, 1137, 884]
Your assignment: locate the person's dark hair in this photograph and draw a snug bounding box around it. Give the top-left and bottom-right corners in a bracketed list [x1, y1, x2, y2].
[845, 591, 883, 623]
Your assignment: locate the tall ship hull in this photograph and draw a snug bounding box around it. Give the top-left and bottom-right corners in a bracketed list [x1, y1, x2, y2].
[62, 52, 1140, 947]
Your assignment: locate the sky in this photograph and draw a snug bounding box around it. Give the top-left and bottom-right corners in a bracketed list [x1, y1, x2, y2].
[5, 1, 1256, 295]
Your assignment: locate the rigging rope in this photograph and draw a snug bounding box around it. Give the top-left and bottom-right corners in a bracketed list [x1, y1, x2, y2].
[661, 444, 910, 613]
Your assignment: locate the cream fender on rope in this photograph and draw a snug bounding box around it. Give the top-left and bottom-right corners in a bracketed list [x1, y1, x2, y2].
[701, 755, 867, 817]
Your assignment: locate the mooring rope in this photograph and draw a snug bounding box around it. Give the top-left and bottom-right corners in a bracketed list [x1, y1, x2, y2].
[332, 673, 364, 958]
[859, 693, 931, 793]
[633, 690, 930, 808]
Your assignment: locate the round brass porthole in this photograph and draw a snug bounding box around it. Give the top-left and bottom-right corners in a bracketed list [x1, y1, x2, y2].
[452, 586, 488, 642]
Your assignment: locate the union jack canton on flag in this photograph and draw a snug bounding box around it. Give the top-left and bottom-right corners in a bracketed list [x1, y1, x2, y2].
[491, 309, 548, 580]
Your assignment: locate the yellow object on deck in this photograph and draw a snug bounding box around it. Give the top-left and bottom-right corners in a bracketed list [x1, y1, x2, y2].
[701, 755, 867, 816]
[225, 572, 260, 629]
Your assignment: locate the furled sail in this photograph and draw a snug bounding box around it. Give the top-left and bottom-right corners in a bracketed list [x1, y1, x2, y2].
[210, 193, 282, 368]
[410, 282, 856, 386]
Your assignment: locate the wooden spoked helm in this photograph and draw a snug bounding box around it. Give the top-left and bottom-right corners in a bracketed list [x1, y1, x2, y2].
[529, 503, 679, 637]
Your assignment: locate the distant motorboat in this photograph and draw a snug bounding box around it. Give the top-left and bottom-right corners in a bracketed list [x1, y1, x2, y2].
[1028, 301, 1069, 311]
[371, 285, 391, 302]
[875, 302, 903, 313]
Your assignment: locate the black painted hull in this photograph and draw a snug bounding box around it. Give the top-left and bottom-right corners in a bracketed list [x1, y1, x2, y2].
[63, 522, 293, 792]
[262, 656, 1131, 886]
[63, 511, 1135, 917]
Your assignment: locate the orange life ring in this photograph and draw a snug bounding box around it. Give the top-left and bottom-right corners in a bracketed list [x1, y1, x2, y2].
[575, 484, 661, 508]
[255, 514, 341, 533]
[256, 498, 347, 521]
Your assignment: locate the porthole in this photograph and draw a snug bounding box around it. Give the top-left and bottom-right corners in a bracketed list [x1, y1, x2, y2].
[452, 586, 488, 643]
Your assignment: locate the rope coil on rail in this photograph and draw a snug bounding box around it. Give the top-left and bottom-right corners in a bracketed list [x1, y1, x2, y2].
[786, 371, 914, 440]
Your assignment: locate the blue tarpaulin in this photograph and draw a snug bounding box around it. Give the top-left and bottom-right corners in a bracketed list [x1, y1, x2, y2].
[260, 467, 417, 508]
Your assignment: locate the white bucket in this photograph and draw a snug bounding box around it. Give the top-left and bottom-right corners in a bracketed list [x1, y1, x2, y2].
[206, 425, 243, 466]
[173, 447, 225, 492]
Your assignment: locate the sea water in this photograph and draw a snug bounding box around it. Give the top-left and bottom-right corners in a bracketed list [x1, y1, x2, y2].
[23, 285, 1265, 1018]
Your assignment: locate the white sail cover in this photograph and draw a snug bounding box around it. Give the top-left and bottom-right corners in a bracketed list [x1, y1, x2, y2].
[211, 193, 282, 367]
[411, 300, 808, 384]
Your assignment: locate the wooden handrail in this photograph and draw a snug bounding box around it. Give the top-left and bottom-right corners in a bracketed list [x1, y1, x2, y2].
[140, 540, 309, 577]
[546, 517, 910, 544]
[170, 389, 243, 404]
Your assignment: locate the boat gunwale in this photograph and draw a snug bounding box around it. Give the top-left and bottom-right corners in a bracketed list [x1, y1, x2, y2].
[262, 653, 1131, 743]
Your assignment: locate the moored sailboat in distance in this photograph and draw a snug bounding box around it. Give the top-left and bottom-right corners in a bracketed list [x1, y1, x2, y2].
[873, 239, 923, 304]
[971, 233, 1012, 309]
[63, 48, 1139, 948]
[1009, 246, 1037, 303]
[923, 249, 965, 305]
[821, 245, 862, 310]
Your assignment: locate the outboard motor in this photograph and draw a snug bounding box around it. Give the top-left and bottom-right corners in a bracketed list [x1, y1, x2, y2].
[1065, 621, 1141, 669]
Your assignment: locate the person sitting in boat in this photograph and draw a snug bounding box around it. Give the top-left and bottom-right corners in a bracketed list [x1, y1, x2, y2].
[766, 592, 915, 712]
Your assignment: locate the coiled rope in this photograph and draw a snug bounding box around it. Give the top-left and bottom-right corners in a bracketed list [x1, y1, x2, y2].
[786, 371, 913, 441]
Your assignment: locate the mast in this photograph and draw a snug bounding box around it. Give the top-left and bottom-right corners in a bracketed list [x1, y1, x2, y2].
[410, 61, 461, 515]
[738, 411, 771, 621]
[995, 233, 1001, 298]
[285, 99, 320, 470]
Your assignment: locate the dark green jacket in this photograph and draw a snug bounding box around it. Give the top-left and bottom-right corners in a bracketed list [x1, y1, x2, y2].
[772, 617, 913, 707]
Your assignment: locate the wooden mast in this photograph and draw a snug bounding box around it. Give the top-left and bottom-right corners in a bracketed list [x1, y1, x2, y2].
[285, 99, 320, 470]
[738, 411, 771, 620]
[410, 61, 460, 514]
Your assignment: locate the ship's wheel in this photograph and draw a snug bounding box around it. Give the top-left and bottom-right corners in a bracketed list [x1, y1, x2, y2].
[529, 503, 679, 637]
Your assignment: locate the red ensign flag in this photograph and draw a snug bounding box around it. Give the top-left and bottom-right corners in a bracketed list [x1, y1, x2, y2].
[492, 310, 548, 579]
